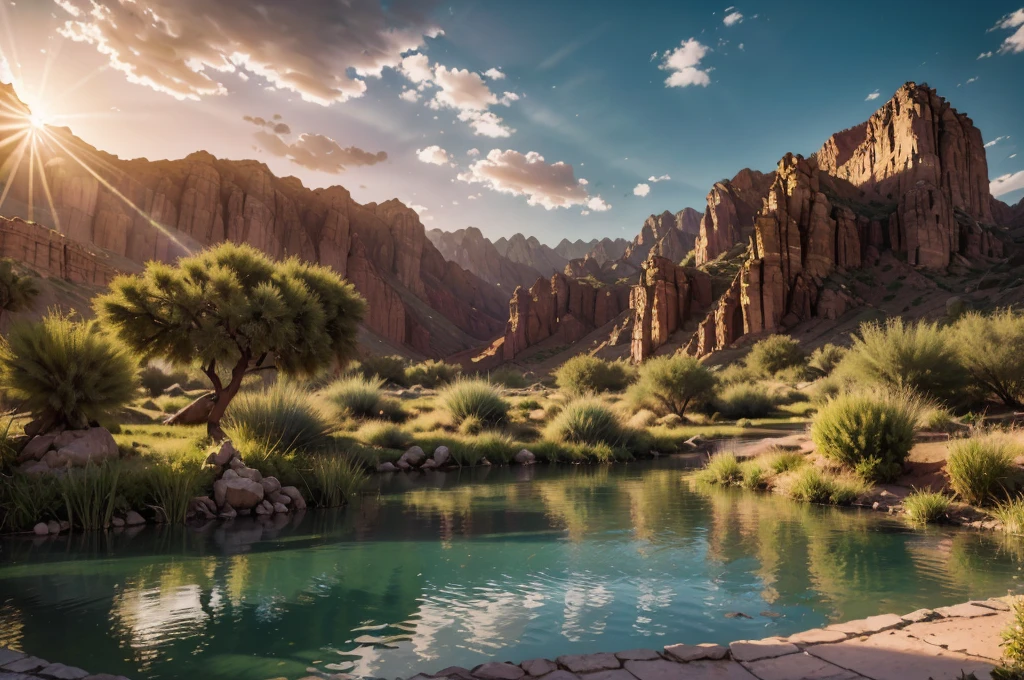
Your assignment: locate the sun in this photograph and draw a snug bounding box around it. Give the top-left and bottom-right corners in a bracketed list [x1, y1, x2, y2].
[28, 112, 46, 129]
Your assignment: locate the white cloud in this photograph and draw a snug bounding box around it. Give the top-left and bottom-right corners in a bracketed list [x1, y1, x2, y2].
[738, 43, 745, 50]
[649, 50, 659, 61]
[648, 174, 671, 182]
[399, 88, 420, 102]
[400, 52, 434, 85]
[458, 110, 514, 138]
[431, 65, 498, 111]
[723, 11, 743, 26]
[402, 59, 518, 138]
[1011, 154, 1018, 159]
[467, 148, 480, 156]
[251, 127, 387, 173]
[409, 203, 428, 214]
[993, 8, 1024, 54]
[978, 51, 994, 59]
[498, 91, 520, 105]
[580, 210, 591, 216]
[457, 149, 610, 211]
[633, 183, 651, 197]
[0, 54, 11, 83]
[985, 136, 1010, 148]
[660, 38, 711, 88]
[865, 90, 880, 101]
[991, 170, 1024, 197]
[966, 76, 979, 84]
[416, 145, 453, 166]
[483, 67, 505, 80]
[51, 0, 440, 104]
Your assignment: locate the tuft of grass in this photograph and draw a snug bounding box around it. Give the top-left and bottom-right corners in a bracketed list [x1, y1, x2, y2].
[405, 360, 460, 388]
[783, 467, 864, 505]
[0, 473, 61, 531]
[555, 355, 634, 395]
[357, 420, 413, 450]
[695, 453, 743, 485]
[323, 375, 395, 420]
[920, 406, 958, 433]
[440, 379, 509, 426]
[903, 490, 951, 523]
[1000, 598, 1024, 676]
[135, 442, 212, 524]
[739, 459, 767, 490]
[302, 454, 367, 507]
[224, 383, 333, 458]
[488, 367, 529, 389]
[358, 355, 408, 386]
[763, 449, 806, 474]
[59, 461, 123, 530]
[545, 398, 627, 446]
[811, 390, 921, 483]
[994, 498, 1024, 536]
[947, 433, 1020, 506]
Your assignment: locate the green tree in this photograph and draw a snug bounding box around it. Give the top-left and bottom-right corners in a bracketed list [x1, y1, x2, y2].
[629, 355, 716, 417]
[951, 309, 1024, 407]
[0, 258, 39, 325]
[95, 242, 366, 438]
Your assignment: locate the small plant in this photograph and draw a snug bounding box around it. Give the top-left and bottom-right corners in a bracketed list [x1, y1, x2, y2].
[1000, 598, 1024, 676]
[459, 415, 484, 435]
[811, 391, 920, 482]
[141, 454, 211, 524]
[466, 431, 518, 464]
[546, 398, 626, 446]
[324, 375, 391, 420]
[440, 379, 509, 426]
[405, 360, 460, 388]
[555, 355, 633, 395]
[807, 343, 846, 377]
[919, 406, 957, 433]
[358, 355, 409, 386]
[947, 433, 1019, 506]
[716, 383, 776, 419]
[59, 461, 123, 530]
[303, 454, 367, 507]
[0, 473, 61, 531]
[739, 459, 767, 489]
[746, 334, 805, 376]
[629, 355, 716, 417]
[994, 498, 1024, 536]
[0, 312, 139, 431]
[358, 420, 414, 450]
[695, 453, 743, 485]
[736, 418, 753, 428]
[763, 449, 806, 474]
[902, 490, 951, 523]
[488, 367, 529, 388]
[224, 383, 333, 458]
[784, 467, 863, 505]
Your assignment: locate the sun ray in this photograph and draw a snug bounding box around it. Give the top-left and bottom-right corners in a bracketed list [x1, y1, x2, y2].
[32, 135, 62, 234]
[0, 128, 30, 152]
[26, 130, 35, 222]
[0, 133, 30, 215]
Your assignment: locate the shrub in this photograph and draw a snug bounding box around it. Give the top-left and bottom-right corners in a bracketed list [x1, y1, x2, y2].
[784, 467, 863, 505]
[717, 363, 758, 386]
[59, 461, 123, 530]
[405, 360, 460, 388]
[358, 355, 409, 386]
[465, 432, 519, 465]
[947, 433, 1019, 506]
[842, 318, 967, 404]
[358, 420, 413, 450]
[919, 407, 958, 433]
[0, 312, 139, 431]
[808, 344, 847, 377]
[440, 379, 509, 426]
[323, 375, 389, 419]
[0, 258, 39, 325]
[695, 453, 743, 485]
[555, 355, 633, 395]
[302, 454, 366, 507]
[811, 391, 920, 483]
[546, 398, 626, 446]
[224, 383, 333, 458]
[716, 383, 776, 419]
[746, 335, 805, 376]
[630, 355, 716, 417]
[488, 368, 529, 389]
[763, 449, 805, 474]
[739, 459, 767, 489]
[1001, 598, 1024, 675]
[902, 490, 951, 523]
[952, 309, 1024, 407]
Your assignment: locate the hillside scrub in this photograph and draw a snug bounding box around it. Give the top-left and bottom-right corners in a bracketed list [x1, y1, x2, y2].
[810, 390, 921, 483]
[807, 343, 846, 377]
[746, 335, 805, 376]
[715, 383, 776, 419]
[951, 309, 1024, 407]
[628, 355, 716, 417]
[358, 355, 409, 386]
[405, 360, 460, 388]
[555, 355, 634, 395]
[946, 432, 1020, 506]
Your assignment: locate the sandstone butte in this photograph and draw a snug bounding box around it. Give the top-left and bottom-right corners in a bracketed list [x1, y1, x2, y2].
[0, 82, 510, 359]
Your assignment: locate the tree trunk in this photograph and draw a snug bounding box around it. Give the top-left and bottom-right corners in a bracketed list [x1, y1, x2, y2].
[205, 356, 251, 441]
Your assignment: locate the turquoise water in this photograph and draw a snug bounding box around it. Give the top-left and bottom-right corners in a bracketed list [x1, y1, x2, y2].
[1, 459, 1022, 679]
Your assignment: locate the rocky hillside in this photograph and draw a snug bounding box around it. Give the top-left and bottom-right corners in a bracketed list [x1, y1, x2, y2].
[425, 227, 543, 293]
[0, 82, 510, 358]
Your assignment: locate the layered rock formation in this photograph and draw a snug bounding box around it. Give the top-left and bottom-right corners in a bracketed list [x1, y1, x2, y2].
[0, 83, 506, 357]
[694, 169, 775, 265]
[426, 227, 543, 292]
[0, 216, 127, 285]
[503, 273, 630, 360]
[630, 257, 712, 360]
[494, 233, 569, 277]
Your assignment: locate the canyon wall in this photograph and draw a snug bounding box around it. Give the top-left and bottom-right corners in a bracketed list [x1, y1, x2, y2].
[629, 256, 712, 361]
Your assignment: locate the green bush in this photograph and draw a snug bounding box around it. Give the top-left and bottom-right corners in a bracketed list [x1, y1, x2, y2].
[784, 467, 863, 505]
[739, 459, 767, 489]
[358, 420, 413, 450]
[358, 355, 409, 386]
[808, 344, 847, 377]
[716, 383, 776, 419]
[0, 312, 139, 430]
[546, 398, 626, 446]
[555, 355, 633, 395]
[746, 335, 805, 376]
[224, 383, 333, 458]
[843, 318, 967, 404]
[763, 449, 806, 474]
[919, 407, 958, 433]
[464, 432, 519, 465]
[488, 368, 529, 389]
[903, 490, 950, 523]
[947, 433, 1019, 506]
[302, 454, 367, 507]
[695, 452, 743, 485]
[810, 391, 920, 483]
[440, 379, 509, 426]
[716, 363, 758, 386]
[323, 375, 394, 420]
[629, 355, 716, 417]
[405, 360, 460, 388]
[952, 309, 1024, 407]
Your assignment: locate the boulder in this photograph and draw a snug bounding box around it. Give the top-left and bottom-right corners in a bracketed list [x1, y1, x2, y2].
[164, 393, 215, 426]
[213, 476, 264, 510]
[33, 522, 49, 536]
[205, 441, 237, 467]
[163, 383, 187, 397]
[234, 466, 263, 482]
[46, 520, 61, 534]
[279, 486, 306, 510]
[20, 461, 50, 475]
[125, 510, 145, 526]
[270, 492, 291, 505]
[377, 462, 398, 472]
[19, 434, 55, 462]
[54, 428, 119, 467]
[400, 446, 426, 467]
[514, 449, 536, 465]
[421, 458, 439, 470]
[433, 445, 451, 466]
[273, 502, 289, 514]
[219, 504, 237, 519]
[260, 476, 282, 495]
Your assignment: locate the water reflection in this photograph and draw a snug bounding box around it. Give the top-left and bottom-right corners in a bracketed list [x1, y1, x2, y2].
[0, 460, 1021, 679]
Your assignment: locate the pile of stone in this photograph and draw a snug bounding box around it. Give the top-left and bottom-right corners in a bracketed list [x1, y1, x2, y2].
[197, 441, 307, 520]
[376, 445, 536, 472]
[15, 426, 119, 474]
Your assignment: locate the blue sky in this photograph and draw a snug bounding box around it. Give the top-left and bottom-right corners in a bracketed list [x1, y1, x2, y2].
[2, 0, 1022, 245]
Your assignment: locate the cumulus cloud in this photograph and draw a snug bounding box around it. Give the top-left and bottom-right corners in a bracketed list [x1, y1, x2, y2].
[660, 38, 711, 88]
[52, 0, 441, 105]
[430, 65, 499, 111]
[399, 88, 420, 102]
[467, 148, 480, 156]
[458, 110, 514, 138]
[457, 149, 610, 211]
[992, 8, 1024, 54]
[991, 170, 1024, 197]
[723, 11, 743, 26]
[978, 51, 994, 59]
[633, 183, 651, 197]
[648, 174, 671, 182]
[483, 68, 505, 80]
[865, 90, 881, 101]
[416, 144, 453, 166]
[247, 115, 386, 173]
[244, 115, 291, 135]
[966, 76, 979, 84]
[985, 136, 1010, 148]
[399, 59, 518, 137]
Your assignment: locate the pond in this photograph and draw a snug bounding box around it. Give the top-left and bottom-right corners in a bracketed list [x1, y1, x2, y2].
[1, 458, 1022, 679]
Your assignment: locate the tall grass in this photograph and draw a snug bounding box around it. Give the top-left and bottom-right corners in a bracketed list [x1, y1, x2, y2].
[405, 360, 460, 388]
[695, 452, 743, 485]
[903, 490, 951, 523]
[358, 420, 413, 450]
[140, 454, 211, 524]
[947, 433, 1020, 506]
[994, 498, 1024, 536]
[545, 398, 627, 446]
[1, 473, 61, 531]
[358, 355, 408, 386]
[782, 467, 864, 505]
[224, 383, 333, 458]
[59, 462, 122, 530]
[440, 379, 509, 426]
[303, 454, 367, 507]
[323, 375, 387, 419]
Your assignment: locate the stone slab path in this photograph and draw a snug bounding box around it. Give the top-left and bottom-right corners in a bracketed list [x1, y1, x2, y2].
[405, 597, 1016, 680]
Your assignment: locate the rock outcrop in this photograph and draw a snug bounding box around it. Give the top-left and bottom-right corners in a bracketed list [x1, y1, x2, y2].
[494, 233, 569, 277]
[503, 273, 631, 360]
[0, 82, 506, 358]
[426, 227, 544, 291]
[694, 169, 775, 265]
[630, 256, 712, 361]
